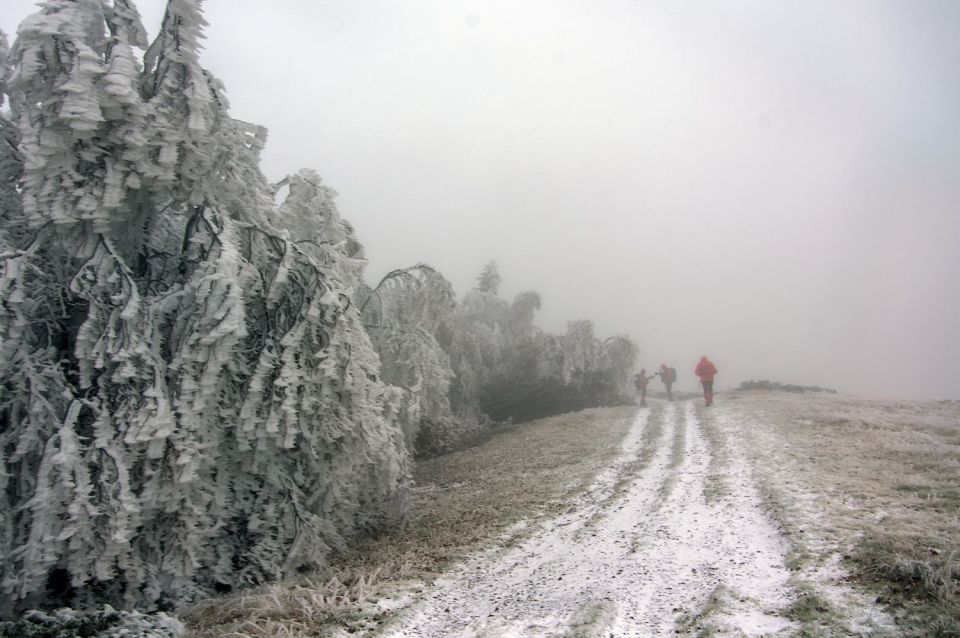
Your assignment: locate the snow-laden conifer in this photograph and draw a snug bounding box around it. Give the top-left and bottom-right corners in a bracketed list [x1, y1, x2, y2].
[1, 0, 408, 617]
[475, 259, 502, 295]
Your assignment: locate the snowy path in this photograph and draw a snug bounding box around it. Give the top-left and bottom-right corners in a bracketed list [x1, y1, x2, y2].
[382, 402, 799, 637]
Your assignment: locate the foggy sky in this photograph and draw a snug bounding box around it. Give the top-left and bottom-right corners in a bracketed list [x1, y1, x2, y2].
[4, 0, 959, 400]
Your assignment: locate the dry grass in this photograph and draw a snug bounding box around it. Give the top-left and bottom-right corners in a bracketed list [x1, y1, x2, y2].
[724, 391, 960, 637]
[183, 568, 398, 637]
[183, 406, 637, 637]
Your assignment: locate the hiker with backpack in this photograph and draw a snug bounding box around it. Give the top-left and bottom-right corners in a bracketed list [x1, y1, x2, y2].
[634, 369, 654, 406]
[655, 363, 676, 401]
[695, 356, 718, 406]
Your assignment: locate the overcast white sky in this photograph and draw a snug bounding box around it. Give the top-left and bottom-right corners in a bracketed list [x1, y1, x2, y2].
[4, 0, 959, 400]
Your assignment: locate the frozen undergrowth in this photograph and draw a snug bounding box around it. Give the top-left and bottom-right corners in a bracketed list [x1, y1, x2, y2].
[0, 606, 183, 638]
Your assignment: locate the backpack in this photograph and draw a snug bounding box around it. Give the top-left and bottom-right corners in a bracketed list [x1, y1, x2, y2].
[670, 367, 677, 383]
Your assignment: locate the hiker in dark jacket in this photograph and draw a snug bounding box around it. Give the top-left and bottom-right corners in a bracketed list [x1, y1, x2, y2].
[634, 369, 653, 406]
[695, 356, 718, 406]
[655, 363, 675, 402]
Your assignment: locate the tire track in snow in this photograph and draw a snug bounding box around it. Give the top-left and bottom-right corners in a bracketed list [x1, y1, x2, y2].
[382, 406, 673, 637]
[381, 403, 798, 637]
[611, 404, 796, 636]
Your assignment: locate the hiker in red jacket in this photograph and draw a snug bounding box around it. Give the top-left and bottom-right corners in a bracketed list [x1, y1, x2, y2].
[634, 369, 653, 406]
[655, 363, 675, 402]
[695, 356, 718, 406]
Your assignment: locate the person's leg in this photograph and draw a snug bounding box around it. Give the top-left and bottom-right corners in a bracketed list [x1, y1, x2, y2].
[703, 380, 714, 406]
[641, 387, 647, 406]
[667, 383, 673, 401]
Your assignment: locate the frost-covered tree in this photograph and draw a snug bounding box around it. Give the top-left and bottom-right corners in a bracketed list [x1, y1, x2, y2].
[560, 319, 604, 385]
[475, 259, 501, 295]
[0, 0, 638, 617]
[0, 0, 408, 617]
[443, 264, 509, 422]
[272, 168, 367, 289]
[360, 264, 468, 454]
[2, 1, 159, 612]
[551, 322, 638, 408]
[0, 30, 21, 237]
[507, 290, 541, 341]
[603, 335, 640, 401]
[482, 309, 639, 422]
[479, 290, 548, 422]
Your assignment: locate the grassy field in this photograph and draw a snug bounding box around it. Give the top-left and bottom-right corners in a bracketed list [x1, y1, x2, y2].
[723, 390, 960, 637]
[184, 406, 637, 637]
